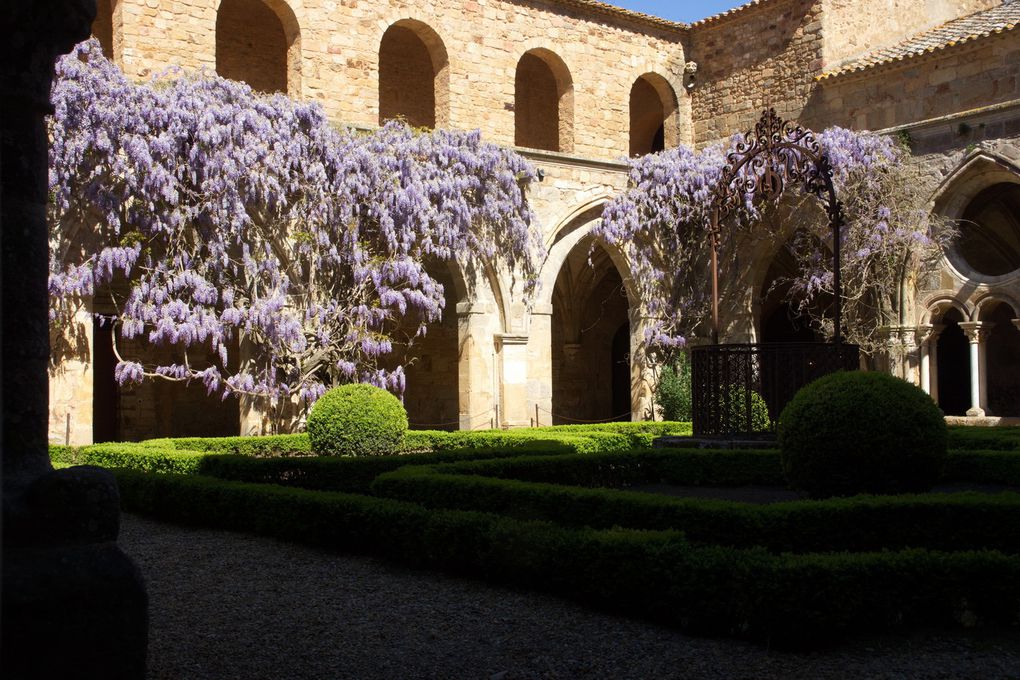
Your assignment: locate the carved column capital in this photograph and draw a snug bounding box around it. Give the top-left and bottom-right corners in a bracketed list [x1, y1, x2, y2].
[959, 321, 994, 344]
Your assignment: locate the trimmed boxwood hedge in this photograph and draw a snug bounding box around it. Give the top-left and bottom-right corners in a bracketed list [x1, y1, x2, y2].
[110, 469, 1020, 648]
[370, 451, 1020, 554]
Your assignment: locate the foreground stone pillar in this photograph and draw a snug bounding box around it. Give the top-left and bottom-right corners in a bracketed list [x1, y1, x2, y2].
[496, 333, 530, 427]
[959, 321, 992, 417]
[1, 3, 148, 678]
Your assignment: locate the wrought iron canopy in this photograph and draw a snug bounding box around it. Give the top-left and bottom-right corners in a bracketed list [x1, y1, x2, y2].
[706, 108, 847, 345]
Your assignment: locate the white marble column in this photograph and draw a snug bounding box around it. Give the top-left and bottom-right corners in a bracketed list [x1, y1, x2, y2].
[959, 321, 993, 417]
[916, 324, 934, 395]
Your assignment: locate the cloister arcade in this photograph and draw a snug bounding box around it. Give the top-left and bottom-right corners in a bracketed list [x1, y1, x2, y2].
[63, 0, 1020, 443]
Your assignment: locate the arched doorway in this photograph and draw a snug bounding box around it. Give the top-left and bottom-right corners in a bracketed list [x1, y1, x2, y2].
[758, 239, 823, 343]
[551, 239, 631, 423]
[378, 20, 449, 129]
[935, 307, 970, 416]
[514, 49, 573, 152]
[216, 0, 299, 95]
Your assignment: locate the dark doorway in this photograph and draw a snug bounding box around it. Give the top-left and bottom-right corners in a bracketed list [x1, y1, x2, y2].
[92, 317, 119, 443]
[984, 302, 1020, 416]
[611, 322, 631, 421]
[936, 309, 970, 416]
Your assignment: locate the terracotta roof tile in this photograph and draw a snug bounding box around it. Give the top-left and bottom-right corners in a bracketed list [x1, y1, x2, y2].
[819, 1, 1020, 79]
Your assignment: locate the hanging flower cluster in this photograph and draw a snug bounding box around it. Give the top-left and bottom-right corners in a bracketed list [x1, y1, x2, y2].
[596, 124, 951, 354]
[49, 39, 542, 417]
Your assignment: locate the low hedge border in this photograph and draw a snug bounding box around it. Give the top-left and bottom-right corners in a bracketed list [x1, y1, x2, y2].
[57, 438, 631, 494]
[161, 427, 646, 457]
[111, 469, 1020, 648]
[947, 426, 1020, 451]
[370, 450, 1020, 554]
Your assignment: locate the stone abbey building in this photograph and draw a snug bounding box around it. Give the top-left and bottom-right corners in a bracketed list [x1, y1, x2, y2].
[50, 0, 1020, 443]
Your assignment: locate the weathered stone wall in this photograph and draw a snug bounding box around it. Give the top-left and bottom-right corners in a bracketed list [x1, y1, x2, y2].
[814, 31, 1020, 131]
[687, 0, 823, 145]
[108, 0, 691, 159]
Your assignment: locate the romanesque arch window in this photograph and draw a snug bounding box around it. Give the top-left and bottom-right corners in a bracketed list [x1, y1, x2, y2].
[378, 20, 450, 129]
[629, 73, 678, 157]
[216, 0, 301, 96]
[514, 49, 573, 153]
[954, 182, 1020, 277]
[91, 0, 114, 59]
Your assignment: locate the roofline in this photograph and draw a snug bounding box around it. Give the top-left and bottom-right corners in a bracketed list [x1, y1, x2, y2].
[817, 21, 1020, 81]
[544, 0, 688, 33]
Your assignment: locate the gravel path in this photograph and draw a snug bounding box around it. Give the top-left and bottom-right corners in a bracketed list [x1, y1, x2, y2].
[121, 513, 1020, 680]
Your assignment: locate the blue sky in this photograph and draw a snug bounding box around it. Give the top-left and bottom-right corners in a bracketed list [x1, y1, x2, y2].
[608, 1, 747, 23]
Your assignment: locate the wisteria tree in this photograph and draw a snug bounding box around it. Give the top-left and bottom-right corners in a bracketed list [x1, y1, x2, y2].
[596, 123, 953, 359]
[49, 39, 542, 428]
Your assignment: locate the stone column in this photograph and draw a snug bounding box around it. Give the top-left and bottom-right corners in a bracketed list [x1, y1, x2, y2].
[526, 302, 553, 427]
[456, 302, 498, 431]
[959, 321, 993, 417]
[496, 333, 530, 428]
[2, 3, 147, 677]
[913, 326, 934, 395]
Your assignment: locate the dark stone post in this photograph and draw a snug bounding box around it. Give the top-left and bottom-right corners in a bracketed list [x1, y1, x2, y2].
[1, 2, 148, 678]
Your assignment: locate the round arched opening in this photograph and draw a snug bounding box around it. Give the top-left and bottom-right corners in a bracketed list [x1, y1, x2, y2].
[935, 307, 970, 416]
[981, 301, 1020, 416]
[515, 49, 573, 152]
[379, 21, 449, 129]
[216, 0, 292, 94]
[629, 74, 677, 157]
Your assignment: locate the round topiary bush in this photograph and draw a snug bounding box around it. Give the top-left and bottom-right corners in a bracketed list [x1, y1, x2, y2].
[778, 371, 947, 498]
[307, 383, 408, 456]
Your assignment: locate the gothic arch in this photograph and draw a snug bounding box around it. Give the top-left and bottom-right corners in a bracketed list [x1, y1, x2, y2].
[378, 19, 450, 129]
[628, 72, 679, 156]
[216, 0, 302, 96]
[514, 48, 574, 153]
[933, 149, 1020, 284]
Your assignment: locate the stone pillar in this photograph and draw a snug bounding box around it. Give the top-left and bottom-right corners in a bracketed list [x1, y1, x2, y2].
[959, 321, 993, 417]
[913, 326, 934, 395]
[526, 302, 553, 427]
[496, 333, 530, 428]
[456, 302, 498, 431]
[2, 3, 148, 677]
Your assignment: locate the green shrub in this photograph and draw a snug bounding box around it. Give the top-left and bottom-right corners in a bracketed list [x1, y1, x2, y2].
[718, 386, 771, 433]
[307, 384, 408, 456]
[656, 358, 692, 421]
[372, 455, 1020, 554]
[169, 433, 311, 457]
[779, 371, 947, 498]
[112, 469, 1020, 647]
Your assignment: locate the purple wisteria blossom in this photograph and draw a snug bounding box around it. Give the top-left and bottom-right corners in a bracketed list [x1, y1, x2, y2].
[596, 125, 951, 355]
[49, 39, 542, 427]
